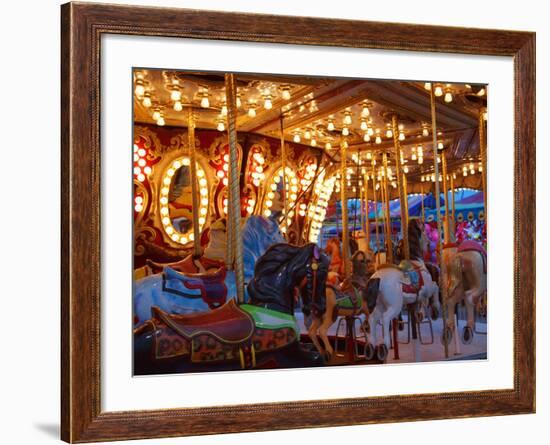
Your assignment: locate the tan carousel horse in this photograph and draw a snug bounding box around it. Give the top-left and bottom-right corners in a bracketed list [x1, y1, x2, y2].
[441, 239, 487, 344]
[307, 250, 374, 361]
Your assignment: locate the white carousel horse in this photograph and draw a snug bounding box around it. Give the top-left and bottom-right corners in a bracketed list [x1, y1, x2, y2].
[364, 219, 441, 361]
[441, 240, 487, 344]
[133, 215, 285, 326]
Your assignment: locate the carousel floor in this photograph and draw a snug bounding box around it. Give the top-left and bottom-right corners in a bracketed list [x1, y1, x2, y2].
[295, 312, 487, 365]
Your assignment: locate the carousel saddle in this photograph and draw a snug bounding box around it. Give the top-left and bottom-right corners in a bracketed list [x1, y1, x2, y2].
[398, 260, 424, 294]
[163, 266, 228, 309]
[151, 300, 255, 344]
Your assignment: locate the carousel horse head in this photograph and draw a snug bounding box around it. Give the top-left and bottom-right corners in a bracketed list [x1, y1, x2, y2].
[408, 218, 429, 261]
[247, 243, 329, 317]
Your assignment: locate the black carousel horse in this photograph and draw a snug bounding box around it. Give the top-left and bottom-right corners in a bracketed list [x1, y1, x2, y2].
[134, 243, 330, 375]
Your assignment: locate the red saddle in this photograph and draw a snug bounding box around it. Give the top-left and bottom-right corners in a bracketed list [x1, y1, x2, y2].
[151, 300, 254, 344]
[401, 268, 424, 295]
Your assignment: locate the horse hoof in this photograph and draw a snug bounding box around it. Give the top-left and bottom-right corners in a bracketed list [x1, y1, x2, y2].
[376, 344, 388, 362]
[364, 343, 375, 360]
[324, 351, 333, 362]
[462, 326, 474, 344]
[441, 326, 453, 345]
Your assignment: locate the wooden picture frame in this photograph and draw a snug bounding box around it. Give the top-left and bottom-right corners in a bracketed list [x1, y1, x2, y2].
[61, 2, 535, 442]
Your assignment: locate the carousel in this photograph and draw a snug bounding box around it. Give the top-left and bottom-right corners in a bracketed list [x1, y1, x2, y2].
[131, 70, 488, 375]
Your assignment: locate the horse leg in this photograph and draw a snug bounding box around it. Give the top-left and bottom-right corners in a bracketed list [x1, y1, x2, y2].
[318, 316, 334, 361]
[307, 316, 325, 356]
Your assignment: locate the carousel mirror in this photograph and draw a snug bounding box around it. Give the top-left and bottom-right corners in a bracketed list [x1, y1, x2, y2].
[159, 156, 209, 245]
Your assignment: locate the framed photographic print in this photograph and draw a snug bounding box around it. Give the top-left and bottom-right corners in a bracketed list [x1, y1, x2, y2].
[61, 2, 535, 442]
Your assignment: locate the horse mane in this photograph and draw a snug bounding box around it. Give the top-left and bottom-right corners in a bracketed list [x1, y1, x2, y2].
[408, 219, 424, 261]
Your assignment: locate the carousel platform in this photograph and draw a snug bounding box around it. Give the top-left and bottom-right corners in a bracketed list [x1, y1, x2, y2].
[296, 311, 487, 365]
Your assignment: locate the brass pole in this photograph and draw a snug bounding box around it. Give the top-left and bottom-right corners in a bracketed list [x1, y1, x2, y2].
[430, 86, 449, 358]
[363, 172, 370, 251]
[420, 183, 425, 223]
[280, 116, 289, 237]
[441, 149, 450, 244]
[450, 174, 456, 234]
[403, 173, 409, 229]
[371, 161, 381, 254]
[340, 141, 351, 278]
[382, 151, 393, 263]
[224, 74, 245, 304]
[391, 115, 409, 260]
[479, 108, 487, 226]
[187, 109, 202, 257]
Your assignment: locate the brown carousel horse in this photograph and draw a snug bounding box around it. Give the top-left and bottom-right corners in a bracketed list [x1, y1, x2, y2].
[307, 250, 374, 361]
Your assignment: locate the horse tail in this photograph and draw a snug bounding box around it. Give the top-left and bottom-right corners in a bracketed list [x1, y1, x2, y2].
[365, 278, 380, 312]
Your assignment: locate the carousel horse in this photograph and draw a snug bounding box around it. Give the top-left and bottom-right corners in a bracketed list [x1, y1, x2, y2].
[307, 250, 374, 360]
[441, 239, 487, 344]
[133, 243, 329, 374]
[324, 237, 361, 285]
[364, 219, 441, 361]
[133, 215, 285, 326]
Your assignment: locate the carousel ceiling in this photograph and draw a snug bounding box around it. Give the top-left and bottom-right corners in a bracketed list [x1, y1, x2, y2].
[133, 69, 487, 187]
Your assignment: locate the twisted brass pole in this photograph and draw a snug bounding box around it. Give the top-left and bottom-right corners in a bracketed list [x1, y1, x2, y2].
[430, 86, 449, 359]
[187, 109, 201, 257]
[479, 108, 487, 227]
[280, 116, 289, 237]
[340, 141, 350, 278]
[391, 115, 409, 260]
[371, 160, 381, 255]
[224, 74, 245, 304]
[382, 151, 393, 264]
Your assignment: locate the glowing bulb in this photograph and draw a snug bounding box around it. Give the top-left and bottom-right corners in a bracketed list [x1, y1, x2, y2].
[399, 132, 405, 141]
[361, 105, 370, 117]
[135, 82, 145, 96]
[363, 133, 370, 142]
[264, 97, 272, 109]
[444, 91, 453, 103]
[438, 141, 444, 150]
[422, 127, 429, 137]
[327, 120, 335, 132]
[217, 121, 225, 132]
[236, 95, 242, 108]
[325, 142, 332, 150]
[170, 89, 181, 101]
[343, 113, 352, 125]
[342, 127, 349, 136]
[221, 105, 228, 116]
[248, 106, 256, 118]
[304, 130, 311, 139]
[142, 94, 152, 108]
[157, 117, 165, 126]
[386, 128, 393, 138]
[434, 85, 443, 97]
[360, 120, 368, 131]
[375, 136, 381, 144]
[281, 88, 291, 100]
[152, 110, 161, 121]
[293, 134, 301, 143]
[173, 101, 182, 112]
[424, 82, 432, 90]
[201, 96, 210, 108]
[310, 139, 317, 147]
[477, 88, 486, 96]
[367, 127, 374, 136]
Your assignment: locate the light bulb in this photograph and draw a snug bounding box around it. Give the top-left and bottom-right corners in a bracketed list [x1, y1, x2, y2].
[363, 133, 370, 142]
[325, 142, 332, 150]
[293, 134, 301, 143]
[399, 132, 405, 141]
[217, 121, 225, 132]
[444, 91, 453, 103]
[248, 106, 256, 118]
[157, 117, 165, 126]
[310, 139, 317, 147]
[438, 141, 444, 150]
[360, 120, 368, 131]
[264, 97, 272, 109]
[424, 82, 432, 90]
[282, 88, 291, 100]
[236, 95, 242, 108]
[361, 105, 370, 117]
[170, 89, 181, 101]
[342, 127, 349, 136]
[142, 94, 152, 108]
[404, 166, 409, 173]
[173, 101, 182, 112]
[375, 136, 382, 144]
[367, 127, 374, 136]
[422, 127, 429, 137]
[343, 114, 352, 125]
[434, 85, 443, 97]
[221, 105, 228, 116]
[201, 95, 210, 108]
[477, 87, 486, 96]
[152, 110, 161, 121]
[327, 120, 335, 131]
[386, 128, 393, 138]
[135, 82, 145, 97]
[304, 130, 311, 139]
[366, 151, 372, 160]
